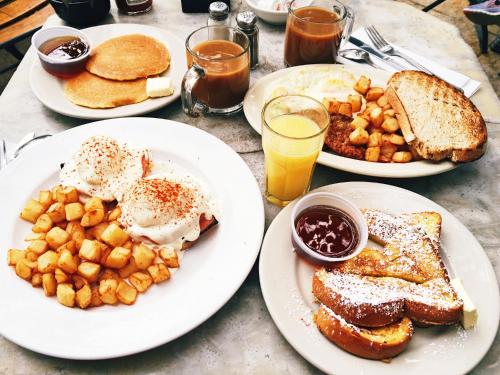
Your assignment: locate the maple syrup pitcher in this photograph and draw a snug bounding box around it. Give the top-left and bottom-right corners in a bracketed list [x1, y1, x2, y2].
[284, 0, 354, 67]
[182, 25, 250, 117]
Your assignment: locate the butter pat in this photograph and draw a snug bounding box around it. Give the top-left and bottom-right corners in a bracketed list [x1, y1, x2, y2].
[146, 77, 174, 98]
[451, 278, 478, 329]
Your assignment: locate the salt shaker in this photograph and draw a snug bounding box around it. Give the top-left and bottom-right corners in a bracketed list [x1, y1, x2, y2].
[208, 2, 230, 26]
[236, 11, 259, 69]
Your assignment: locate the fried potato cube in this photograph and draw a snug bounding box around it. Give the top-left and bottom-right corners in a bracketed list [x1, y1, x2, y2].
[384, 109, 395, 117]
[51, 185, 62, 200]
[116, 280, 138, 305]
[76, 285, 91, 309]
[87, 222, 108, 242]
[8, 249, 25, 266]
[347, 94, 362, 112]
[376, 94, 389, 107]
[58, 249, 78, 274]
[31, 273, 42, 287]
[392, 151, 412, 163]
[37, 250, 58, 273]
[381, 117, 400, 133]
[27, 239, 49, 255]
[123, 240, 133, 250]
[56, 221, 68, 230]
[79, 239, 101, 262]
[25, 251, 38, 262]
[350, 116, 370, 130]
[381, 143, 398, 160]
[72, 275, 89, 290]
[99, 269, 120, 283]
[57, 283, 75, 307]
[77, 262, 101, 283]
[107, 207, 122, 222]
[33, 214, 53, 233]
[46, 202, 66, 223]
[15, 259, 33, 280]
[384, 133, 405, 146]
[368, 132, 383, 148]
[370, 107, 384, 128]
[46, 227, 70, 250]
[56, 186, 79, 204]
[84, 197, 105, 211]
[90, 286, 103, 307]
[38, 190, 53, 210]
[159, 248, 180, 268]
[71, 230, 86, 250]
[322, 97, 341, 114]
[42, 273, 57, 296]
[118, 258, 139, 278]
[147, 263, 170, 283]
[65, 202, 85, 221]
[365, 146, 381, 162]
[55, 267, 70, 283]
[364, 101, 379, 115]
[354, 75, 371, 95]
[66, 221, 84, 236]
[99, 279, 118, 305]
[129, 272, 153, 293]
[101, 223, 129, 247]
[20, 199, 45, 223]
[105, 247, 132, 269]
[366, 87, 385, 101]
[383, 103, 392, 110]
[24, 232, 45, 241]
[132, 244, 155, 270]
[81, 209, 105, 227]
[57, 240, 77, 255]
[349, 127, 369, 145]
[338, 102, 352, 117]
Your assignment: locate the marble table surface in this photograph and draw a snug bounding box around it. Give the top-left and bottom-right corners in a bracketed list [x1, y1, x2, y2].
[0, 0, 499, 374]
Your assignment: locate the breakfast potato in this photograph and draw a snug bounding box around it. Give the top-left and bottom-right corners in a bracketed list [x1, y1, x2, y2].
[65, 202, 85, 221]
[338, 102, 352, 117]
[129, 271, 153, 293]
[106, 247, 132, 269]
[56, 221, 68, 230]
[87, 222, 108, 242]
[322, 98, 341, 114]
[15, 259, 34, 280]
[384, 109, 396, 117]
[38, 190, 53, 210]
[382, 103, 392, 111]
[365, 147, 381, 162]
[31, 273, 42, 287]
[90, 285, 103, 307]
[76, 285, 91, 309]
[107, 207, 121, 221]
[58, 249, 78, 274]
[101, 223, 129, 247]
[51, 185, 62, 201]
[73, 275, 89, 290]
[7, 249, 25, 266]
[123, 240, 133, 250]
[99, 269, 120, 283]
[37, 250, 58, 273]
[159, 248, 180, 269]
[366, 87, 384, 101]
[81, 209, 105, 227]
[20, 199, 46, 223]
[349, 127, 369, 145]
[77, 262, 101, 283]
[79, 239, 101, 263]
[42, 273, 56, 296]
[367, 132, 383, 147]
[27, 239, 48, 255]
[381, 117, 399, 133]
[380, 143, 398, 160]
[57, 240, 77, 255]
[25, 251, 39, 262]
[350, 117, 370, 130]
[33, 214, 53, 233]
[364, 101, 379, 115]
[56, 187, 79, 204]
[24, 233, 45, 241]
[347, 94, 362, 113]
[116, 280, 138, 305]
[118, 258, 139, 278]
[384, 133, 405, 146]
[84, 197, 105, 212]
[133, 244, 155, 270]
[376, 94, 389, 108]
[370, 107, 384, 128]
[147, 263, 170, 283]
[54, 267, 70, 284]
[46, 227, 70, 249]
[99, 279, 118, 304]
[392, 151, 413, 163]
[354, 75, 371, 95]
[46, 202, 66, 223]
[57, 283, 75, 307]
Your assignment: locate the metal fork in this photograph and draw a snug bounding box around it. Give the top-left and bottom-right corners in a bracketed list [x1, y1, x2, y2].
[0, 140, 6, 170]
[366, 25, 434, 75]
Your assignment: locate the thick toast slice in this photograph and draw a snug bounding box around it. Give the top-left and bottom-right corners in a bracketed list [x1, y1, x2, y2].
[315, 304, 413, 360]
[386, 71, 487, 162]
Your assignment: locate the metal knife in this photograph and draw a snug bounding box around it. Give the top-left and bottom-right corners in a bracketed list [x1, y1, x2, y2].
[348, 37, 407, 71]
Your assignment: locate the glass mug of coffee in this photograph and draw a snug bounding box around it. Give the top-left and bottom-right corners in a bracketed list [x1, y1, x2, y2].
[182, 26, 250, 116]
[284, 0, 354, 67]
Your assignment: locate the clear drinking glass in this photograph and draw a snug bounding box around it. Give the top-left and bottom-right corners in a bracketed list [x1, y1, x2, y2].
[262, 95, 330, 207]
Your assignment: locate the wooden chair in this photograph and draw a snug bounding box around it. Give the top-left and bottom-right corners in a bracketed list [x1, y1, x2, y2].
[0, 0, 54, 74]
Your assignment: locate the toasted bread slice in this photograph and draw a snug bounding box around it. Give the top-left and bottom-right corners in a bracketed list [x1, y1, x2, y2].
[386, 71, 487, 162]
[315, 304, 413, 360]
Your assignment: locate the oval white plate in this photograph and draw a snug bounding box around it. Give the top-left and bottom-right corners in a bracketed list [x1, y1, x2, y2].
[259, 182, 499, 375]
[243, 64, 457, 178]
[0, 118, 265, 359]
[30, 24, 186, 120]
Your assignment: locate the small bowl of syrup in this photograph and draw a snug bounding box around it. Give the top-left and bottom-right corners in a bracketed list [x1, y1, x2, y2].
[32, 26, 91, 78]
[291, 192, 368, 265]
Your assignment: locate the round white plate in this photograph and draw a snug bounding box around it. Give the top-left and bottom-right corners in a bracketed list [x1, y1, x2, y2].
[259, 182, 499, 375]
[243, 64, 457, 178]
[30, 24, 186, 120]
[0, 118, 265, 359]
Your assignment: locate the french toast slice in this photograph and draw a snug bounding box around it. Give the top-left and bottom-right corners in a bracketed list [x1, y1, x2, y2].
[315, 304, 413, 360]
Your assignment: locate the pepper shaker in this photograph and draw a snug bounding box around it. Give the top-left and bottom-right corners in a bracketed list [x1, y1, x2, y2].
[236, 11, 259, 69]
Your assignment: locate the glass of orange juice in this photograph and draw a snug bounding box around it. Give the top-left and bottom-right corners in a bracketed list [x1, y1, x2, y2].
[262, 95, 330, 207]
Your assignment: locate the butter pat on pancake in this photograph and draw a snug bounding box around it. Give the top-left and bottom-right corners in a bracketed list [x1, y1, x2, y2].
[86, 34, 170, 81]
[64, 71, 148, 108]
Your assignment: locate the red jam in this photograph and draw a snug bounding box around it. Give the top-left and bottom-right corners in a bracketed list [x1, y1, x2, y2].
[295, 205, 359, 258]
[39, 36, 88, 60]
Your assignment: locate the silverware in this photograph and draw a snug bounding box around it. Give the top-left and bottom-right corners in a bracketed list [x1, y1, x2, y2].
[12, 134, 52, 160]
[339, 49, 379, 68]
[0, 140, 6, 170]
[348, 37, 407, 71]
[365, 26, 433, 75]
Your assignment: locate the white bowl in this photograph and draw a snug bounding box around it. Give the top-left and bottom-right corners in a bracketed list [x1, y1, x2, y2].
[290, 192, 368, 264]
[244, 0, 289, 25]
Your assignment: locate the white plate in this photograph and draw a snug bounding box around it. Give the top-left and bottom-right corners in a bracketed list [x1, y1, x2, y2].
[30, 24, 186, 120]
[243, 64, 457, 178]
[0, 118, 265, 359]
[259, 182, 499, 375]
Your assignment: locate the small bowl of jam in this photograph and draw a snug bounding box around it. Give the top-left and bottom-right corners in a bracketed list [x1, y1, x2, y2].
[291, 192, 368, 265]
[32, 26, 91, 78]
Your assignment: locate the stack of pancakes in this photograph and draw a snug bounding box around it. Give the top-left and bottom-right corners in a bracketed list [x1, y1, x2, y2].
[65, 34, 170, 108]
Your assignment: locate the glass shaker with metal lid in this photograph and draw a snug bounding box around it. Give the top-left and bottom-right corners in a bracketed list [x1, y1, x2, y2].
[236, 11, 259, 69]
[207, 2, 230, 26]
